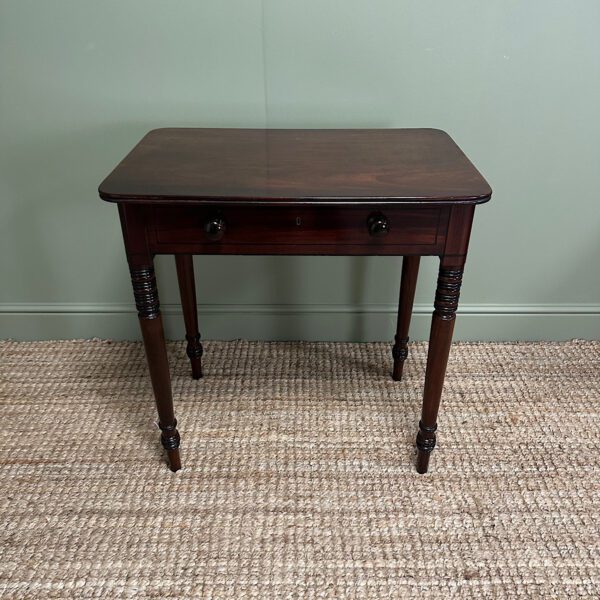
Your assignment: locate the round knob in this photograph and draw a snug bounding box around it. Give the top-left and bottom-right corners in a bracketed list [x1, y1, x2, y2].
[367, 212, 389, 237]
[204, 217, 226, 241]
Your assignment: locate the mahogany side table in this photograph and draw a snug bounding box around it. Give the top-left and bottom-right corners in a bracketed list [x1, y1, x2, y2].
[99, 128, 491, 474]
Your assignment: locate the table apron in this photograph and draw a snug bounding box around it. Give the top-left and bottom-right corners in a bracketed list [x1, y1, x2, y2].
[147, 205, 450, 256]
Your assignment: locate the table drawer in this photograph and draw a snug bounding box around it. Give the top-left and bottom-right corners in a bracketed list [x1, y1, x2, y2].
[150, 205, 447, 254]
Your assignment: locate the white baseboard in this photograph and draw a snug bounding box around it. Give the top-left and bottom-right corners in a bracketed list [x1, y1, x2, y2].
[1, 303, 598, 341]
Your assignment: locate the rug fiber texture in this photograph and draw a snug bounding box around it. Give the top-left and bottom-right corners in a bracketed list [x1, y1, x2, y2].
[0, 339, 599, 598]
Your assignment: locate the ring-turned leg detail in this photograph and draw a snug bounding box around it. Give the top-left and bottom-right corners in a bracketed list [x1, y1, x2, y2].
[416, 421, 437, 474]
[131, 266, 160, 319]
[186, 333, 204, 364]
[392, 336, 409, 379]
[416, 263, 463, 474]
[159, 419, 182, 472]
[392, 256, 420, 381]
[433, 267, 463, 321]
[130, 264, 182, 472]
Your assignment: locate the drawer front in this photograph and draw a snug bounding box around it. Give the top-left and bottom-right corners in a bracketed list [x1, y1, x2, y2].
[150, 205, 448, 255]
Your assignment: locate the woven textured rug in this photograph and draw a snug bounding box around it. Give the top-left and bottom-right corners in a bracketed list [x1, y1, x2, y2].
[0, 340, 598, 599]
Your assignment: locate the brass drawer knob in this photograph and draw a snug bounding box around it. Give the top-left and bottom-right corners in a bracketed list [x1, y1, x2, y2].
[204, 217, 226, 241]
[367, 212, 389, 237]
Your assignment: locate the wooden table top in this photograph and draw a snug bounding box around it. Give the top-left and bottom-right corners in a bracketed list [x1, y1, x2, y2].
[99, 128, 491, 205]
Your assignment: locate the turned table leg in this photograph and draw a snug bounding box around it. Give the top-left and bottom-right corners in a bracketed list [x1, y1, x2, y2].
[175, 254, 204, 379]
[416, 259, 464, 474]
[392, 256, 420, 381]
[130, 263, 181, 472]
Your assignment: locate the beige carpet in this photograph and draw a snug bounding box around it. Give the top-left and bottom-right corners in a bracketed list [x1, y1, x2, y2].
[0, 339, 598, 599]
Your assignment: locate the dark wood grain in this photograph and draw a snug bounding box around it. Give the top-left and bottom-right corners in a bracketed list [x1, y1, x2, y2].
[175, 255, 203, 379]
[392, 256, 420, 381]
[149, 205, 448, 256]
[99, 128, 491, 205]
[129, 264, 181, 472]
[416, 263, 464, 474]
[415, 204, 475, 474]
[103, 129, 491, 475]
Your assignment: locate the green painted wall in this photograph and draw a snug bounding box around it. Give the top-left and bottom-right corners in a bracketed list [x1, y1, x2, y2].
[1, 1, 599, 341]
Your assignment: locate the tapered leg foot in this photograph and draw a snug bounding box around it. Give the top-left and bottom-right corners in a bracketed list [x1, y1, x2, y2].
[416, 451, 430, 474]
[176, 255, 204, 380]
[166, 450, 182, 472]
[415, 262, 463, 474]
[130, 263, 182, 472]
[392, 256, 420, 381]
